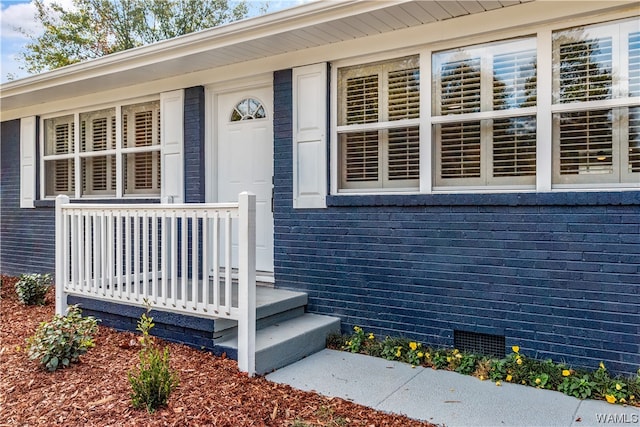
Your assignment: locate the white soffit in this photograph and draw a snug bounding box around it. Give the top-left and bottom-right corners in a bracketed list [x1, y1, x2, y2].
[0, 0, 625, 114]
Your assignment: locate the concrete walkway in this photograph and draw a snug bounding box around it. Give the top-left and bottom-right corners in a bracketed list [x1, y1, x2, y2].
[266, 349, 640, 427]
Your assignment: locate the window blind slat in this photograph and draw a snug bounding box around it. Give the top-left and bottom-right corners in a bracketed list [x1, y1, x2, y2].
[629, 106, 640, 173]
[493, 49, 537, 109]
[388, 68, 420, 120]
[388, 126, 420, 180]
[346, 75, 379, 124]
[440, 58, 481, 115]
[493, 116, 537, 177]
[344, 131, 379, 182]
[558, 37, 612, 103]
[559, 109, 613, 175]
[440, 121, 481, 178]
[630, 32, 640, 98]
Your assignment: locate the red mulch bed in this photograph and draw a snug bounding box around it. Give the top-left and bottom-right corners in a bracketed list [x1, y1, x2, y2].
[0, 276, 432, 426]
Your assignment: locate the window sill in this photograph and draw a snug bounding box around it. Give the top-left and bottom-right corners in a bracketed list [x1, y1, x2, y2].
[326, 191, 640, 207]
[35, 198, 161, 208]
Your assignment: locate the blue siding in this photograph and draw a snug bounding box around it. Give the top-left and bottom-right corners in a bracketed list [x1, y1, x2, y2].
[272, 69, 640, 375]
[0, 119, 56, 276]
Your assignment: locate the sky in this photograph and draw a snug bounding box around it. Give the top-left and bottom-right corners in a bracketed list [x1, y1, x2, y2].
[0, 0, 308, 83]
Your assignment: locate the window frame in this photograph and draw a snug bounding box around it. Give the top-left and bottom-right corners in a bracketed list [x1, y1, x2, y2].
[551, 18, 640, 187]
[330, 15, 640, 196]
[431, 37, 538, 189]
[40, 96, 161, 200]
[335, 54, 422, 192]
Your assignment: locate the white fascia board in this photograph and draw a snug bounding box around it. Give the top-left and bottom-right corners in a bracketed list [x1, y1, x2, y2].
[0, 0, 404, 99]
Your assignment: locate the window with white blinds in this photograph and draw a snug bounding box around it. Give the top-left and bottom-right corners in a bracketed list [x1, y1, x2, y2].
[44, 115, 75, 196]
[338, 56, 420, 190]
[42, 100, 161, 198]
[432, 38, 537, 187]
[552, 19, 639, 185]
[80, 109, 116, 196]
[123, 102, 161, 195]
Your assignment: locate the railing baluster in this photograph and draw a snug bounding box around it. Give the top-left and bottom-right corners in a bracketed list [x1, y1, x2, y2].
[142, 210, 149, 301]
[70, 211, 78, 294]
[99, 211, 106, 297]
[213, 212, 220, 314]
[85, 211, 91, 295]
[170, 210, 178, 308]
[152, 211, 158, 305]
[180, 211, 187, 309]
[161, 211, 168, 306]
[224, 211, 232, 315]
[201, 212, 209, 312]
[92, 211, 100, 296]
[116, 210, 123, 299]
[107, 211, 114, 298]
[190, 211, 198, 312]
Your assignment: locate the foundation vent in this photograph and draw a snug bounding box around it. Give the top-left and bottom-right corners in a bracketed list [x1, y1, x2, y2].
[453, 330, 505, 358]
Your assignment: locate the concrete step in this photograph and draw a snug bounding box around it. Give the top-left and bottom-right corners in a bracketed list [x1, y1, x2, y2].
[216, 313, 341, 375]
[213, 287, 308, 339]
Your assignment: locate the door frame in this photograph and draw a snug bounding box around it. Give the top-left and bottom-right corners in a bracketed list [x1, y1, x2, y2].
[204, 73, 275, 280]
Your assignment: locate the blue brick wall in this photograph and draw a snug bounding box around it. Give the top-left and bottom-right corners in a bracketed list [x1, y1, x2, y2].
[184, 86, 205, 204]
[0, 119, 56, 276]
[272, 70, 640, 375]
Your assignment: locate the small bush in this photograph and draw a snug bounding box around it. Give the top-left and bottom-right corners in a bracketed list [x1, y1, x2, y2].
[128, 300, 179, 413]
[15, 273, 52, 305]
[26, 305, 99, 371]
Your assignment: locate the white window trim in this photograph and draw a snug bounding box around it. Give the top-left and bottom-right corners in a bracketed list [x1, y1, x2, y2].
[39, 96, 161, 200]
[330, 15, 640, 196]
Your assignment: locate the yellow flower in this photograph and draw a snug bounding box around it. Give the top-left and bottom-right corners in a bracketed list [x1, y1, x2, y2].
[409, 342, 418, 351]
[605, 395, 616, 404]
[512, 346, 520, 354]
[599, 361, 606, 370]
[562, 370, 571, 377]
[506, 375, 513, 382]
[368, 333, 375, 340]
[452, 349, 459, 355]
[479, 375, 485, 381]
[615, 383, 622, 391]
[447, 356, 452, 363]
[516, 358, 523, 365]
[630, 395, 635, 401]
[425, 353, 431, 359]
[346, 340, 352, 346]
[455, 353, 462, 359]
[535, 378, 541, 385]
[521, 380, 526, 385]
[620, 398, 627, 404]
[354, 326, 362, 333]
[417, 352, 424, 358]
[395, 348, 402, 358]
[495, 381, 502, 386]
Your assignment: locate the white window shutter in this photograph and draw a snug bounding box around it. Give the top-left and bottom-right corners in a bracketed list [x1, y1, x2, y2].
[160, 90, 184, 203]
[293, 63, 327, 209]
[20, 116, 37, 208]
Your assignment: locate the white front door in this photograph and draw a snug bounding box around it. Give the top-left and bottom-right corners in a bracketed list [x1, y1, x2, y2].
[217, 86, 274, 273]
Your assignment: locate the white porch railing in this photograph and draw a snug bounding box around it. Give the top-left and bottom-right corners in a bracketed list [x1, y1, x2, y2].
[54, 192, 256, 376]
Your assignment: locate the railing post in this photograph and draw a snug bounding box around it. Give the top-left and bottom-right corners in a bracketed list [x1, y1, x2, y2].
[237, 192, 256, 376]
[55, 195, 70, 315]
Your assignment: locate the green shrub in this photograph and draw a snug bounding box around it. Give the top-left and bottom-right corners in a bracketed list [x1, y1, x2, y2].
[558, 374, 597, 399]
[128, 300, 178, 413]
[26, 305, 99, 371]
[15, 273, 52, 305]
